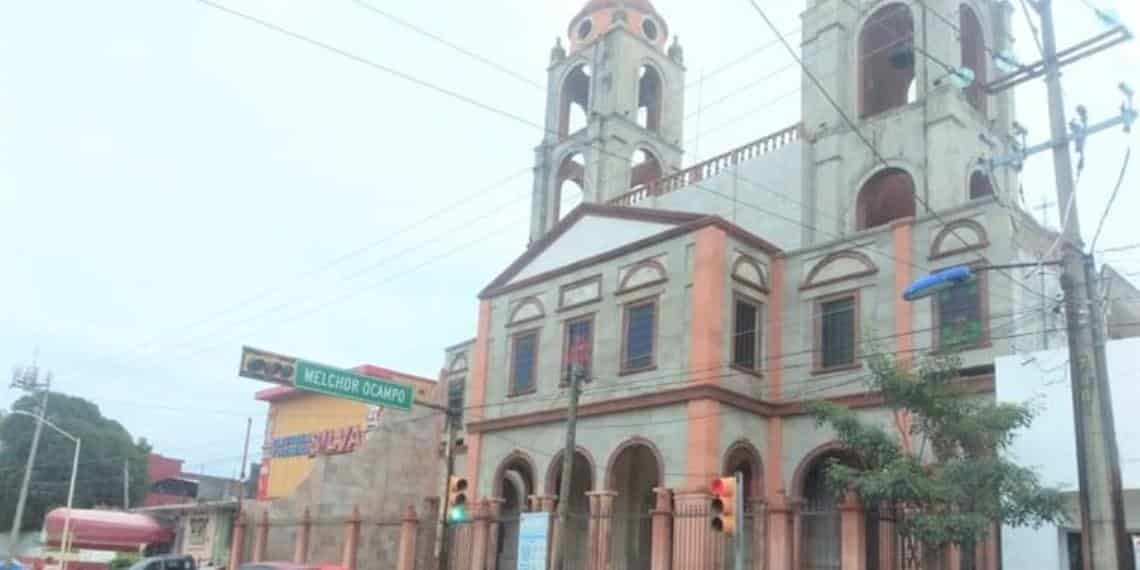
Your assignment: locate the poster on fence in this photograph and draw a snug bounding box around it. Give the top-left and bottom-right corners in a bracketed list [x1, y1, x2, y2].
[516, 512, 550, 570]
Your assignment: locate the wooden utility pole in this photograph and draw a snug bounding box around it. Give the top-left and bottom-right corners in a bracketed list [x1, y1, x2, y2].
[549, 344, 586, 570]
[1036, 2, 1133, 568]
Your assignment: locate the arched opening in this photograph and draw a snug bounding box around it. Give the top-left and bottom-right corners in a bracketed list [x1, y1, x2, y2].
[629, 148, 662, 192]
[547, 450, 594, 570]
[559, 64, 592, 139]
[609, 441, 662, 570]
[968, 170, 994, 200]
[723, 442, 763, 570]
[799, 451, 879, 570]
[555, 152, 586, 221]
[855, 168, 916, 230]
[859, 4, 916, 119]
[959, 5, 987, 114]
[494, 455, 537, 570]
[637, 64, 663, 132]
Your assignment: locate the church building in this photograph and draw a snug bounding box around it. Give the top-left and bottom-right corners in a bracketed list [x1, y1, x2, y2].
[440, 1, 1057, 569]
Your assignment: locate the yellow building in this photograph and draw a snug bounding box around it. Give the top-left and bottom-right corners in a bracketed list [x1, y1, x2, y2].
[254, 364, 436, 499]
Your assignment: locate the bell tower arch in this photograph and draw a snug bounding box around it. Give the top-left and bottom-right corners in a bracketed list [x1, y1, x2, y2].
[798, 0, 1017, 244]
[529, 0, 686, 243]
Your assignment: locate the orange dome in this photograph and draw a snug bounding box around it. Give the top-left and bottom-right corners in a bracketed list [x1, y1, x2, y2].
[567, 0, 668, 52]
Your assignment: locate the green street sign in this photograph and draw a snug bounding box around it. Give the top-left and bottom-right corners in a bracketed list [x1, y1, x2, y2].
[294, 359, 414, 411]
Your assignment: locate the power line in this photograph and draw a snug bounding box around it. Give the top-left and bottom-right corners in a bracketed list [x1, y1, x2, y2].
[1089, 147, 1132, 252]
[349, 0, 544, 90]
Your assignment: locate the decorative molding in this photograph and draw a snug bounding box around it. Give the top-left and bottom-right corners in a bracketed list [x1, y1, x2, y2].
[491, 450, 539, 499]
[465, 375, 996, 434]
[605, 436, 666, 490]
[929, 218, 991, 260]
[558, 274, 603, 310]
[543, 446, 598, 495]
[448, 353, 469, 373]
[801, 249, 879, 291]
[731, 254, 769, 293]
[617, 257, 668, 293]
[507, 296, 546, 326]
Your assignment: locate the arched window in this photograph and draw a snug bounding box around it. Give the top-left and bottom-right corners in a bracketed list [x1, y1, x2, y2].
[559, 64, 592, 138]
[608, 440, 663, 570]
[494, 455, 537, 570]
[555, 152, 585, 221]
[859, 4, 916, 118]
[856, 168, 916, 230]
[959, 5, 987, 114]
[637, 64, 663, 132]
[968, 170, 994, 200]
[629, 148, 662, 192]
[800, 452, 880, 570]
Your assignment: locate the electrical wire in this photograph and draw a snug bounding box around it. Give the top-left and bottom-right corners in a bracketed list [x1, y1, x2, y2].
[1089, 147, 1132, 253]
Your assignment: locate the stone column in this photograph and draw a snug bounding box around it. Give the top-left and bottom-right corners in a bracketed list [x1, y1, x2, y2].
[839, 492, 865, 570]
[227, 511, 246, 570]
[341, 506, 361, 570]
[253, 511, 269, 562]
[749, 498, 767, 570]
[468, 501, 490, 570]
[585, 491, 617, 570]
[397, 504, 419, 570]
[529, 495, 557, 513]
[484, 498, 505, 570]
[765, 493, 793, 570]
[671, 486, 712, 570]
[292, 508, 309, 564]
[790, 498, 805, 570]
[650, 488, 673, 570]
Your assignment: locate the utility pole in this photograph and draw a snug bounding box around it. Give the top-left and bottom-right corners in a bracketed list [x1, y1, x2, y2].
[436, 408, 459, 570]
[1036, 1, 1133, 568]
[123, 459, 131, 509]
[549, 348, 586, 570]
[6, 364, 51, 563]
[238, 418, 252, 507]
[983, 2, 1135, 566]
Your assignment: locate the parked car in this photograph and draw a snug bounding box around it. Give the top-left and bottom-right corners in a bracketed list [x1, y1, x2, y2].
[128, 555, 196, 570]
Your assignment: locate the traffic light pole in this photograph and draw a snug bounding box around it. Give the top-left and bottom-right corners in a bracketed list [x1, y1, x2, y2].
[549, 362, 584, 570]
[436, 409, 459, 570]
[1035, 2, 1133, 568]
[733, 472, 744, 570]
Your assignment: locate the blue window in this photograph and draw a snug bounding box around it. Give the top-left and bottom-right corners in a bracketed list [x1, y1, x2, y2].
[622, 300, 656, 372]
[510, 331, 538, 394]
[562, 317, 594, 383]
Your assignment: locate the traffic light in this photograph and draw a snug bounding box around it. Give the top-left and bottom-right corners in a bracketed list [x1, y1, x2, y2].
[710, 476, 737, 536]
[447, 476, 469, 523]
[239, 347, 297, 384]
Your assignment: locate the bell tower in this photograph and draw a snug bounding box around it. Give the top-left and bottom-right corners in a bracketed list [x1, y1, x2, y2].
[798, 0, 1017, 245]
[529, 0, 686, 243]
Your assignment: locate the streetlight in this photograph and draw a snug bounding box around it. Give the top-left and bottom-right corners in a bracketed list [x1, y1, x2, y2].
[901, 262, 1062, 302]
[6, 411, 81, 570]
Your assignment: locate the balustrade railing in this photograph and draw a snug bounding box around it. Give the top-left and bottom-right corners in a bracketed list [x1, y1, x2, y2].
[609, 123, 802, 207]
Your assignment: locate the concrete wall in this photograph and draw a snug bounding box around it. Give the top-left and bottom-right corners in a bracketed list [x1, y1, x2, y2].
[242, 399, 445, 570]
[653, 142, 805, 251]
[995, 337, 1140, 570]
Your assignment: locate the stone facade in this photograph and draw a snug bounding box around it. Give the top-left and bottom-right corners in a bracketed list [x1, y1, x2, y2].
[442, 1, 1057, 569]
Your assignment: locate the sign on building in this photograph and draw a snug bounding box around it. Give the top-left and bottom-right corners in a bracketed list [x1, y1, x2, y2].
[516, 513, 551, 570]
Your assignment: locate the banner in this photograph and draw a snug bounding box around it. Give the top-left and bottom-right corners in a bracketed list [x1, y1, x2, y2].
[516, 512, 550, 570]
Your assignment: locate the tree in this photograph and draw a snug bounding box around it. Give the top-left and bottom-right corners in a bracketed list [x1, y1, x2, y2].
[807, 349, 1066, 569]
[0, 391, 152, 531]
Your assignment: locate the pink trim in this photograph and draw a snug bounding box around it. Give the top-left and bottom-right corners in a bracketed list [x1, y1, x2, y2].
[544, 446, 598, 494]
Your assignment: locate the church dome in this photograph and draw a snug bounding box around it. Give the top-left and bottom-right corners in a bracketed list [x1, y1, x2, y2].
[567, 0, 668, 53]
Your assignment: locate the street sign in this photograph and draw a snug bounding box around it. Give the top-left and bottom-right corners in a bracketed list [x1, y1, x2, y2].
[294, 360, 414, 411]
[239, 346, 414, 412]
[516, 512, 550, 570]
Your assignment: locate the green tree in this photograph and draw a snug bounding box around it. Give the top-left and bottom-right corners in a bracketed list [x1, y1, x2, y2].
[807, 350, 1067, 569]
[0, 391, 152, 531]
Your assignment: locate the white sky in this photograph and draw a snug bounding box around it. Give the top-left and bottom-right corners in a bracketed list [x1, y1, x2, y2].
[1, 0, 1137, 479]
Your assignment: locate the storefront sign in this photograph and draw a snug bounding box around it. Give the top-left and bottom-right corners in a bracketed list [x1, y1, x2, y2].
[270, 426, 365, 459]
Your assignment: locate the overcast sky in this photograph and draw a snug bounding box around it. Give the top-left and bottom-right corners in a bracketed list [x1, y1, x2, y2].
[1, 0, 1137, 479]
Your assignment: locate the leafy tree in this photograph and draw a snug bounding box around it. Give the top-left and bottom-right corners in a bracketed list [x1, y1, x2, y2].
[807, 349, 1067, 569]
[0, 391, 152, 531]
